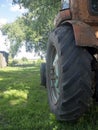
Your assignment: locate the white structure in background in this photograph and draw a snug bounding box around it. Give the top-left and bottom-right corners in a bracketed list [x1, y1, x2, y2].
[0, 31, 10, 53]
[14, 43, 40, 60]
[0, 31, 10, 68]
[0, 17, 10, 53]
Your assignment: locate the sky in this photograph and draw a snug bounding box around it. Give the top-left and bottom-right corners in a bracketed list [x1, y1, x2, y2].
[0, 0, 28, 25]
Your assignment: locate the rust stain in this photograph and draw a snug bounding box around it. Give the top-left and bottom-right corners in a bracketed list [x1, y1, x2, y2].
[70, 0, 98, 24]
[67, 20, 98, 47]
[54, 9, 71, 26]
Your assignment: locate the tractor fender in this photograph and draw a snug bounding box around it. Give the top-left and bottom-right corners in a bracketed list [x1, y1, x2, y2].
[62, 20, 98, 48]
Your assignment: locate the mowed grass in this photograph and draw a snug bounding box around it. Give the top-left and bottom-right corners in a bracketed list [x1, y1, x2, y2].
[0, 64, 98, 130]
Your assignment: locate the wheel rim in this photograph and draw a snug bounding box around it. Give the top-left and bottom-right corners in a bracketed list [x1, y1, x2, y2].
[50, 47, 60, 104]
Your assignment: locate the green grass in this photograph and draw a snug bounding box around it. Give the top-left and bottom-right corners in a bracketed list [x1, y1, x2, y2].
[0, 64, 98, 130]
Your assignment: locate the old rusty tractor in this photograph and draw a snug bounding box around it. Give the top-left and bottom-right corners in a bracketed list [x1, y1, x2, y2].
[41, 0, 98, 121]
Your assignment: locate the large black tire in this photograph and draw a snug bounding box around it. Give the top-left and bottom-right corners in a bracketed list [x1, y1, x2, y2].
[46, 25, 94, 121]
[40, 63, 46, 86]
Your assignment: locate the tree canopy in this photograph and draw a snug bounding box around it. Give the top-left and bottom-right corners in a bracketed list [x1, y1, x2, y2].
[1, 0, 60, 58]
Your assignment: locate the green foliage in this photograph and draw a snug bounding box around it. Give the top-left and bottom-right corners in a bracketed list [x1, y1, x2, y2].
[19, 0, 60, 53]
[21, 57, 28, 62]
[9, 59, 19, 66]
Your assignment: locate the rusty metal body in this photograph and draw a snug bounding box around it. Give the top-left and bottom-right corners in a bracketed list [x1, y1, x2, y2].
[55, 0, 98, 48]
[70, 0, 98, 24]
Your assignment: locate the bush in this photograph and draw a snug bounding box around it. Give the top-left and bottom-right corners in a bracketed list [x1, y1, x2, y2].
[9, 60, 19, 66]
[21, 57, 28, 62]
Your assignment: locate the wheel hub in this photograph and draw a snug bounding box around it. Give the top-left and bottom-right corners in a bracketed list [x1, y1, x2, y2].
[50, 54, 60, 104]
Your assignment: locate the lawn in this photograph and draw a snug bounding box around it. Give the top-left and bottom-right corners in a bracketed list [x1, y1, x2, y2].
[0, 64, 98, 130]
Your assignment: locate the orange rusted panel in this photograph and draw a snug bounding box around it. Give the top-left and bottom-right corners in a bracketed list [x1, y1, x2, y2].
[54, 9, 71, 27]
[69, 0, 98, 47]
[54, 0, 98, 48]
[63, 20, 98, 47]
[55, 0, 98, 26]
[70, 0, 98, 24]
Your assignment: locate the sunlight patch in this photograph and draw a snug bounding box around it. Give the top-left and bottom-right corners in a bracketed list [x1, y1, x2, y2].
[10, 99, 26, 105]
[0, 78, 3, 81]
[3, 89, 28, 99]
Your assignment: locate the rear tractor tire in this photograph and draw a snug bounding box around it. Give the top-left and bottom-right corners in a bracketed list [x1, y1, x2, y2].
[46, 25, 94, 121]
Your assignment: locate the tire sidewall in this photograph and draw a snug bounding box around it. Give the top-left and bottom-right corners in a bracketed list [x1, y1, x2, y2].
[46, 30, 63, 114]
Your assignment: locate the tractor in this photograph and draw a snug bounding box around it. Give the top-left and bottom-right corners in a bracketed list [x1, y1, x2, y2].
[40, 0, 98, 121]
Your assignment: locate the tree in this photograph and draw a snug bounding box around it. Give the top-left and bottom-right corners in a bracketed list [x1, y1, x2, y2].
[1, 18, 25, 57]
[2, 0, 60, 58]
[19, 0, 60, 52]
